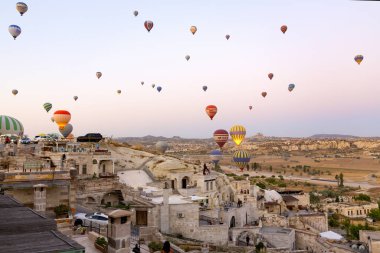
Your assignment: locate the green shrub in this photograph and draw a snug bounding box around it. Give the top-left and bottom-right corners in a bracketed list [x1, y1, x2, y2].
[96, 237, 108, 247]
[148, 241, 163, 251]
[54, 204, 69, 216]
[256, 182, 266, 189]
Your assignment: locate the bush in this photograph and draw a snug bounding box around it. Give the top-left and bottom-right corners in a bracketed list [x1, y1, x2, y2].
[278, 182, 287, 188]
[354, 194, 371, 202]
[256, 182, 266, 189]
[148, 241, 163, 251]
[54, 204, 69, 216]
[96, 237, 108, 247]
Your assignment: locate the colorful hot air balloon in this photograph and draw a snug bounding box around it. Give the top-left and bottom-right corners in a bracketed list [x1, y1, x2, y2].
[152, 84, 155, 88]
[185, 55, 190, 61]
[133, 10, 138, 17]
[210, 150, 222, 165]
[213, 129, 229, 149]
[144, 20, 154, 32]
[12, 89, 18, 96]
[117, 90, 121, 94]
[96, 72, 102, 79]
[249, 106, 253, 110]
[354, 55, 364, 65]
[141, 81, 144, 85]
[288, 83, 295, 92]
[156, 141, 169, 153]
[16, 2, 28, 16]
[59, 123, 73, 138]
[202, 86, 208, 92]
[190, 26, 197, 35]
[51, 117, 55, 123]
[268, 73, 274, 80]
[0, 115, 24, 136]
[43, 103, 52, 113]
[281, 25, 287, 34]
[205, 105, 217, 120]
[73, 96, 78, 101]
[230, 125, 246, 146]
[261, 92, 267, 98]
[9, 25, 21, 40]
[225, 34, 230, 40]
[233, 150, 251, 171]
[157, 86, 162, 92]
[53, 110, 71, 129]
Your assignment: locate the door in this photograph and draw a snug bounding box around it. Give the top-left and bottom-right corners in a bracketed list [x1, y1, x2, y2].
[136, 210, 148, 226]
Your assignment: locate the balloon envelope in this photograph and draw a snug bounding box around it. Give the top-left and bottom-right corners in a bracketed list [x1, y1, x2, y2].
[117, 90, 121, 94]
[230, 125, 246, 146]
[268, 73, 274, 80]
[133, 10, 138, 16]
[53, 110, 71, 129]
[233, 150, 250, 171]
[202, 86, 208, 91]
[43, 103, 52, 113]
[96, 72, 102, 79]
[288, 83, 295, 92]
[9, 25, 21, 39]
[261, 92, 267, 98]
[73, 96, 78, 101]
[185, 55, 190, 61]
[249, 106, 253, 110]
[190, 26, 197, 35]
[156, 141, 169, 153]
[141, 81, 144, 85]
[157, 86, 162, 92]
[51, 117, 55, 123]
[16, 2, 28, 16]
[152, 84, 155, 88]
[354, 55, 364, 65]
[12, 89, 18, 96]
[210, 150, 223, 165]
[225, 34, 230, 40]
[205, 105, 217, 120]
[59, 124, 73, 138]
[144, 20, 154, 32]
[281, 25, 287, 34]
[213, 129, 229, 148]
[0, 115, 24, 136]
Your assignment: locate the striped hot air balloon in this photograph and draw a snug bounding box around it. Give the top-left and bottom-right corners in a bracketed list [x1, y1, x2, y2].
[53, 110, 71, 129]
[9, 25, 21, 40]
[213, 129, 229, 148]
[230, 125, 246, 146]
[210, 149, 222, 165]
[0, 115, 24, 136]
[233, 150, 250, 171]
[205, 105, 217, 120]
[43, 103, 52, 113]
[59, 124, 73, 138]
[16, 2, 28, 16]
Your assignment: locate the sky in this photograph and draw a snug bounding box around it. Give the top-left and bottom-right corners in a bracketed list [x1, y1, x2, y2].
[1, 0, 380, 138]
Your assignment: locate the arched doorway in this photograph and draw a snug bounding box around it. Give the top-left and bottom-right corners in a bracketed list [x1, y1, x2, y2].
[230, 216, 236, 228]
[181, 176, 189, 189]
[236, 231, 256, 246]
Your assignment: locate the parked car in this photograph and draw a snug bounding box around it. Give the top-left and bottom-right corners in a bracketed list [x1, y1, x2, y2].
[77, 133, 103, 143]
[74, 212, 108, 226]
[32, 135, 55, 144]
[19, 137, 31, 144]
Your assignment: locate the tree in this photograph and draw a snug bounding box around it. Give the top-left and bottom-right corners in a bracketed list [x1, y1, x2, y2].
[256, 182, 266, 189]
[368, 208, 380, 221]
[339, 173, 344, 187]
[354, 194, 371, 202]
[253, 163, 259, 171]
[335, 175, 339, 186]
[269, 165, 273, 172]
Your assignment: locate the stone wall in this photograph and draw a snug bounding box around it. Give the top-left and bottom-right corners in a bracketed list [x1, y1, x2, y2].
[289, 213, 328, 233]
[261, 228, 295, 250]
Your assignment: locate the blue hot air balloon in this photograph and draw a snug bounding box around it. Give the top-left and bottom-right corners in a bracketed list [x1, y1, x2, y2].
[288, 83, 295, 92]
[202, 86, 208, 92]
[210, 150, 222, 165]
[9, 25, 21, 40]
[157, 86, 162, 92]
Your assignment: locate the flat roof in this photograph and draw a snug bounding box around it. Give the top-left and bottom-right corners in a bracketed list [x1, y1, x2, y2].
[260, 226, 293, 234]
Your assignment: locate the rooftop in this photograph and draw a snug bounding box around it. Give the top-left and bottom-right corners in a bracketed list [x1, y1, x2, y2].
[260, 226, 293, 235]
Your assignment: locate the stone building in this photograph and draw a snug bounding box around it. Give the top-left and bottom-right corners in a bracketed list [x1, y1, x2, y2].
[359, 230, 380, 253]
[325, 202, 378, 219]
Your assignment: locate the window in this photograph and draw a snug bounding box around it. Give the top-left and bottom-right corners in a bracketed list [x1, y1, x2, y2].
[103, 164, 106, 173]
[210, 181, 213, 190]
[82, 165, 87, 174]
[121, 216, 127, 224]
[206, 182, 209, 191]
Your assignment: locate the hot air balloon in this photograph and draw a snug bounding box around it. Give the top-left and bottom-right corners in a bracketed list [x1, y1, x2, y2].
[213, 129, 229, 149]
[261, 92, 267, 98]
[133, 10, 138, 17]
[144, 20, 154, 32]
[156, 141, 169, 153]
[225, 34, 230, 40]
[16, 2, 28, 16]
[43, 103, 52, 113]
[59, 124, 73, 138]
[288, 83, 295, 92]
[0, 115, 24, 136]
[12, 89, 18, 96]
[96, 72, 102, 79]
[51, 117, 55, 123]
[233, 150, 250, 171]
[141, 81, 144, 85]
[202, 86, 208, 92]
[190, 26, 197, 35]
[281, 25, 287, 34]
[205, 105, 217, 120]
[152, 84, 155, 88]
[117, 90, 121, 94]
[157, 86, 162, 92]
[73, 96, 78, 101]
[210, 150, 222, 165]
[53, 110, 71, 130]
[185, 55, 190, 61]
[230, 125, 246, 146]
[268, 73, 274, 80]
[354, 55, 364, 65]
[249, 106, 253, 110]
[9, 25, 21, 40]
